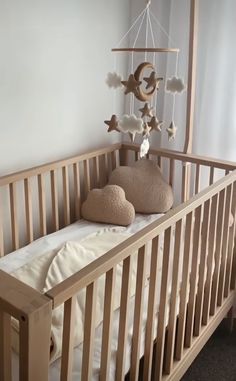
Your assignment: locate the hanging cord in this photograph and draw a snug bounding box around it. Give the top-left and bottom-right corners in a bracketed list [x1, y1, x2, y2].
[149, 10, 176, 47]
[147, 8, 158, 109]
[175, 51, 180, 76]
[115, 6, 148, 48]
[147, 8, 157, 61]
[144, 7, 149, 61]
[131, 8, 147, 71]
[130, 8, 148, 115]
[112, 54, 118, 114]
[171, 51, 180, 120]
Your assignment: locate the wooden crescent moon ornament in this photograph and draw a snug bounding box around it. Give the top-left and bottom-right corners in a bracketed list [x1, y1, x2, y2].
[134, 62, 157, 102]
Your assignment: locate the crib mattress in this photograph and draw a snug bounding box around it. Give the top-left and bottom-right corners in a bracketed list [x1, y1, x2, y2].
[0, 213, 179, 381]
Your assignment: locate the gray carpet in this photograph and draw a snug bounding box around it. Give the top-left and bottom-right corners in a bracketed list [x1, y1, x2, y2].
[182, 322, 236, 381]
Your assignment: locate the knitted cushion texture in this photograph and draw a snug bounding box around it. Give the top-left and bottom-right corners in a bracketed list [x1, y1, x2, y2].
[109, 159, 173, 214]
[82, 185, 135, 226]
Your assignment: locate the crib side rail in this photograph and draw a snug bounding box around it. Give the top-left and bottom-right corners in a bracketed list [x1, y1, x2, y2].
[0, 270, 52, 381]
[121, 143, 236, 171]
[121, 143, 236, 204]
[47, 170, 236, 306]
[46, 170, 236, 381]
[0, 143, 121, 256]
[0, 144, 122, 187]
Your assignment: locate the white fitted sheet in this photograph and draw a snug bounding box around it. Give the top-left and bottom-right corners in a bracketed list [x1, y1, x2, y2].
[0, 213, 169, 381]
[0, 214, 163, 274]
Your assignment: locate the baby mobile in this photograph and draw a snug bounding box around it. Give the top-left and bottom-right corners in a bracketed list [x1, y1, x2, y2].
[104, 0, 186, 158]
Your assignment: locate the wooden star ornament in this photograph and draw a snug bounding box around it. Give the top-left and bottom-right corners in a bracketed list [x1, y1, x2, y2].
[139, 103, 153, 118]
[143, 123, 152, 137]
[121, 74, 142, 95]
[166, 121, 178, 141]
[148, 116, 163, 132]
[104, 115, 120, 132]
[144, 71, 164, 90]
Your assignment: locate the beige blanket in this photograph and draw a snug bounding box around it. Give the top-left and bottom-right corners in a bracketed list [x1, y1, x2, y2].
[11, 228, 140, 362]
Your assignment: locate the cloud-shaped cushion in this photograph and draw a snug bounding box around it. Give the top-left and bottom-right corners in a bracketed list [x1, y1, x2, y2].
[109, 160, 173, 214]
[81, 185, 135, 226]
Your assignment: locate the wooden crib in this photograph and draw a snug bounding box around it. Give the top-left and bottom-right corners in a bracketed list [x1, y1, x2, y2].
[0, 142, 236, 381]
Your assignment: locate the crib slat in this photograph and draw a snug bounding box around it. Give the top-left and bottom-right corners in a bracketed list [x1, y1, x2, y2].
[105, 153, 110, 179]
[217, 185, 233, 306]
[111, 150, 117, 170]
[209, 167, 214, 185]
[135, 151, 139, 162]
[175, 212, 193, 360]
[230, 235, 236, 291]
[154, 227, 172, 380]
[195, 164, 201, 194]
[93, 157, 100, 188]
[9, 182, 19, 250]
[103, 154, 109, 184]
[182, 164, 191, 202]
[143, 236, 159, 381]
[225, 182, 236, 295]
[116, 256, 132, 381]
[0, 198, 5, 257]
[194, 199, 210, 336]
[100, 268, 116, 381]
[99, 155, 107, 187]
[73, 163, 81, 219]
[19, 303, 52, 381]
[130, 245, 147, 381]
[50, 170, 59, 231]
[119, 148, 128, 166]
[107, 153, 113, 177]
[24, 178, 33, 243]
[38, 174, 47, 236]
[60, 296, 76, 381]
[0, 310, 11, 381]
[83, 160, 91, 198]
[230, 230, 236, 291]
[165, 220, 183, 374]
[81, 282, 97, 381]
[185, 205, 202, 348]
[62, 166, 70, 226]
[210, 189, 226, 315]
[202, 194, 219, 325]
[182, 164, 187, 202]
[169, 159, 175, 188]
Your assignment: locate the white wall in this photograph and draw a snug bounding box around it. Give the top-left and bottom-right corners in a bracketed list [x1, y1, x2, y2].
[0, 0, 130, 175]
[193, 0, 236, 161]
[162, 0, 236, 161]
[161, 0, 190, 151]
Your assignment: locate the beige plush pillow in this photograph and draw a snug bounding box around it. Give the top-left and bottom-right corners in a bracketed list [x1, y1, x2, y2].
[81, 185, 135, 226]
[109, 159, 173, 214]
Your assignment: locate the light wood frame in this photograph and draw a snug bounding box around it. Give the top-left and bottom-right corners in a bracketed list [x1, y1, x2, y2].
[0, 142, 236, 381]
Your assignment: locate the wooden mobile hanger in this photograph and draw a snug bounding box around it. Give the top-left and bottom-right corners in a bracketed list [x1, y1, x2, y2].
[111, 0, 179, 55]
[112, 48, 179, 53]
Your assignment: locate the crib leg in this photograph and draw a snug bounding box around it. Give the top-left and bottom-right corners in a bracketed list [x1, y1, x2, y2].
[19, 299, 52, 381]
